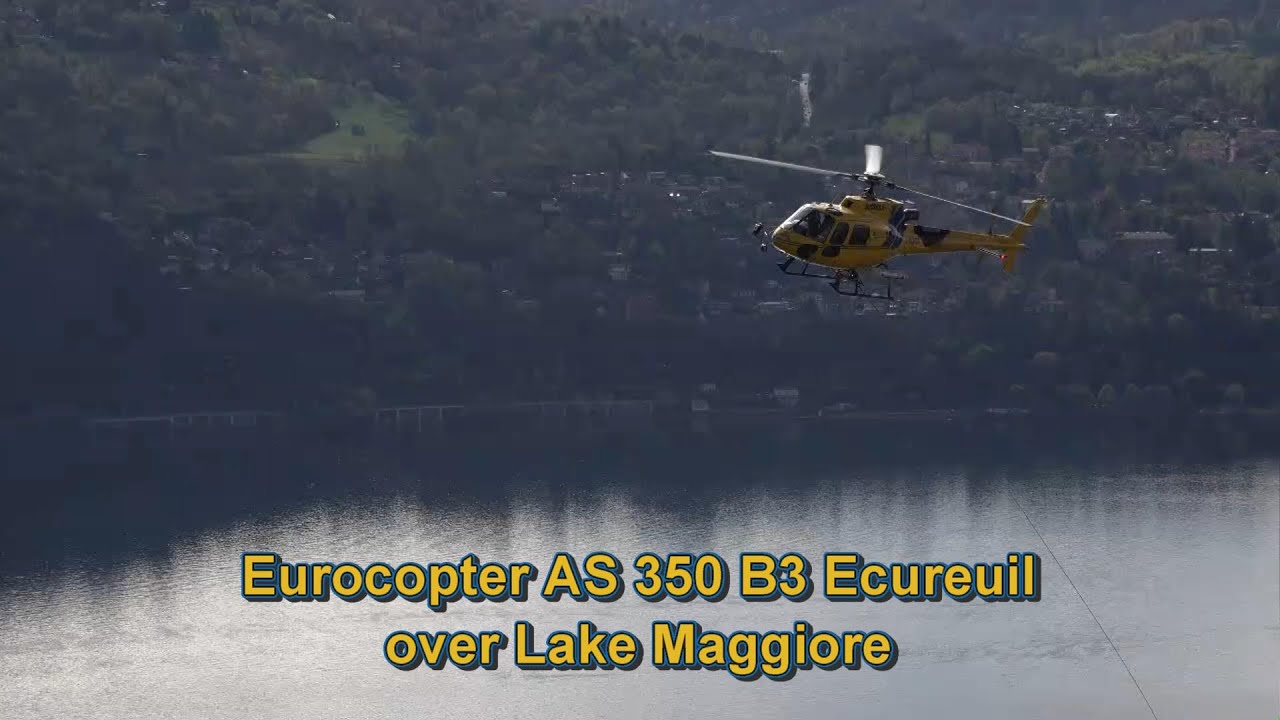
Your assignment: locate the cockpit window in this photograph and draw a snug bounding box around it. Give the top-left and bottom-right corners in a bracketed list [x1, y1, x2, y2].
[782, 205, 815, 228]
[789, 209, 834, 239]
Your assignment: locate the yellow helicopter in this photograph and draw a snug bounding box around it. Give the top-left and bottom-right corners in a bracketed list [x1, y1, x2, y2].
[710, 144, 1048, 299]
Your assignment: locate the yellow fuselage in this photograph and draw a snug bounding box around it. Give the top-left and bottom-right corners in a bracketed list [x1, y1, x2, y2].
[772, 195, 1028, 271]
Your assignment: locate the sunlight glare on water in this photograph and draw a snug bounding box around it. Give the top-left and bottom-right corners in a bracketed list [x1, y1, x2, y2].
[1, 452, 1276, 720]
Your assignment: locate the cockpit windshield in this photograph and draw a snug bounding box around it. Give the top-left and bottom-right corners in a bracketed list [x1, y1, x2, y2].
[783, 206, 835, 239]
[783, 205, 816, 227]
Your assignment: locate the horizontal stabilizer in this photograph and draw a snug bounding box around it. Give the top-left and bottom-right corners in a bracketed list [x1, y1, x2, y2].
[976, 245, 1023, 272]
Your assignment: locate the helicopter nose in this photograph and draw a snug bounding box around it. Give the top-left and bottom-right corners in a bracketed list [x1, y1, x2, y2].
[762, 225, 785, 251]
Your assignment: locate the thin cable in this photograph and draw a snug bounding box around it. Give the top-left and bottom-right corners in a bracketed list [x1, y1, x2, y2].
[1012, 493, 1160, 720]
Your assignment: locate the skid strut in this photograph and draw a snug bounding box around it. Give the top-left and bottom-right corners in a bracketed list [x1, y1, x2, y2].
[777, 258, 894, 299]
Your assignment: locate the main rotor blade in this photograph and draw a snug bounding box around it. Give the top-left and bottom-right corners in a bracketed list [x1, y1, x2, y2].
[890, 182, 1031, 226]
[709, 150, 853, 178]
[864, 144, 883, 176]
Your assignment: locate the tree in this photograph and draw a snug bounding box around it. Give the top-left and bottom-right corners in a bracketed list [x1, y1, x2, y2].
[1031, 350, 1059, 372]
[180, 10, 223, 53]
[1234, 216, 1275, 261]
[1223, 382, 1245, 408]
[809, 55, 828, 101]
[1176, 368, 1210, 406]
[1122, 383, 1144, 411]
[962, 343, 996, 369]
[1166, 312, 1190, 336]
[1097, 383, 1116, 406]
[1050, 382, 1084, 405]
[1144, 384, 1176, 414]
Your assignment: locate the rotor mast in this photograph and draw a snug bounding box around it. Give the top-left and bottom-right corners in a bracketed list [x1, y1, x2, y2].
[859, 144, 884, 199]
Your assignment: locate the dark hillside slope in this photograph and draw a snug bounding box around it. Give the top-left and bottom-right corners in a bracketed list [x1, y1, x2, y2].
[3, 1, 1278, 417]
[542, 0, 1268, 42]
[1, 0, 801, 415]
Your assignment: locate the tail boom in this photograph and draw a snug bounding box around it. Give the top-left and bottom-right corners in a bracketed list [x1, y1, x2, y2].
[902, 196, 1046, 272]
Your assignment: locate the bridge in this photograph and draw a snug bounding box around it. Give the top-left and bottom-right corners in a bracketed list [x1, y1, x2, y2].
[87, 410, 285, 435]
[371, 399, 656, 431]
[85, 399, 657, 434]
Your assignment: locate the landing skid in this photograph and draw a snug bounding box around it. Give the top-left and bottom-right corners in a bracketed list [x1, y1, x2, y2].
[777, 258, 894, 299]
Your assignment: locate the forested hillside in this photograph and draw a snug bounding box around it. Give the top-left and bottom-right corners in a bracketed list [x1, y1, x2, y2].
[3, 1, 1278, 417]
[1, 0, 793, 414]
[548, 0, 1274, 44]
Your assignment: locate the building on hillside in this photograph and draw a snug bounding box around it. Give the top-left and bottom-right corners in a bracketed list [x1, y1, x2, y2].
[755, 300, 794, 316]
[1231, 128, 1280, 162]
[608, 263, 630, 282]
[1186, 247, 1232, 276]
[702, 299, 732, 317]
[945, 143, 991, 162]
[1026, 287, 1065, 314]
[1116, 231, 1177, 257]
[1000, 157, 1026, 172]
[1245, 305, 1280, 321]
[625, 293, 658, 322]
[1077, 237, 1108, 261]
[772, 386, 800, 408]
[1181, 130, 1228, 163]
[326, 289, 366, 302]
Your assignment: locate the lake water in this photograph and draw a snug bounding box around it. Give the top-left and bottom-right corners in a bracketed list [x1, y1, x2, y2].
[1, 426, 1277, 719]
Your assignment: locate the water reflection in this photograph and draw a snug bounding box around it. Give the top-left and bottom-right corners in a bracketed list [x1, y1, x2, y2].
[0, 430, 1276, 719]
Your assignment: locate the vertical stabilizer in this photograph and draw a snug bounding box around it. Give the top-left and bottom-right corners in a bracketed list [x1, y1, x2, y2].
[1002, 197, 1048, 272]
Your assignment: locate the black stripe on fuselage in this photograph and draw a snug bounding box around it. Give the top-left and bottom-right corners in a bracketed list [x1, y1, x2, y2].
[912, 225, 951, 247]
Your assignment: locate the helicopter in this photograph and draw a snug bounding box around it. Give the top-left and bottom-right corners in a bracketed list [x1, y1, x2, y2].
[709, 144, 1048, 299]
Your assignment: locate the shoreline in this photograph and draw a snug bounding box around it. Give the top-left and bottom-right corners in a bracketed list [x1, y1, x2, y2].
[1, 403, 1274, 468]
[3, 402, 1276, 433]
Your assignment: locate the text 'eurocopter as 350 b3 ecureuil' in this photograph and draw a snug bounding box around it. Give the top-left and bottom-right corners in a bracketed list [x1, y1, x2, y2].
[709, 144, 1048, 299]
